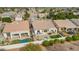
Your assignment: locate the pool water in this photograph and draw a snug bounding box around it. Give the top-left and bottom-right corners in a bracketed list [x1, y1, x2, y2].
[20, 39, 32, 43]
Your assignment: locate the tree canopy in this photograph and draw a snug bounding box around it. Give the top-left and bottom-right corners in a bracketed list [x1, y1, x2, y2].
[47, 11, 79, 20]
[2, 17, 12, 23]
[23, 11, 30, 20]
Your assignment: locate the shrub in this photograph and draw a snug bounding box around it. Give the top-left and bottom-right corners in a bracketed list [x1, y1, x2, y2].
[53, 39, 60, 44]
[1, 41, 4, 44]
[50, 35, 61, 38]
[60, 39, 64, 43]
[2, 17, 12, 23]
[11, 39, 20, 44]
[72, 35, 79, 41]
[20, 43, 42, 51]
[49, 40, 54, 45]
[42, 40, 50, 46]
[65, 37, 72, 42]
[23, 11, 30, 20]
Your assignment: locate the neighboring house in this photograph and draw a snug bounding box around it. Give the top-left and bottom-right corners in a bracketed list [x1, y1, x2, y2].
[73, 12, 79, 15]
[70, 19, 79, 32]
[53, 20, 77, 32]
[32, 20, 57, 35]
[30, 13, 38, 21]
[3, 21, 30, 40]
[37, 8, 45, 12]
[15, 14, 23, 21]
[0, 21, 5, 34]
[38, 13, 48, 19]
[1, 11, 16, 18]
[15, 11, 25, 21]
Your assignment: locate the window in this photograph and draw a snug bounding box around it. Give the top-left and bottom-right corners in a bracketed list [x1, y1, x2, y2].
[21, 33, 28, 36]
[67, 28, 72, 31]
[44, 29, 48, 32]
[61, 28, 66, 31]
[37, 30, 41, 34]
[74, 28, 77, 30]
[6, 32, 10, 36]
[13, 34, 19, 36]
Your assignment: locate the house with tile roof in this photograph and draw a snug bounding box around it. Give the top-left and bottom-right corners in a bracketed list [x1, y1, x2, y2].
[32, 20, 57, 35]
[53, 20, 77, 32]
[3, 21, 30, 40]
[70, 19, 79, 32]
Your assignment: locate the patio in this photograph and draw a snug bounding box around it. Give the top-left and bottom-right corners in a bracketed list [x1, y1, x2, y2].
[5, 32, 30, 39]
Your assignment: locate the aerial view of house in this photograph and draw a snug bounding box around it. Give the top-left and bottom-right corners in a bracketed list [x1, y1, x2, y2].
[3, 21, 30, 40]
[0, 7, 79, 51]
[70, 19, 79, 31]
[54, 20, 77, 32]
[32, 20, 57, 35]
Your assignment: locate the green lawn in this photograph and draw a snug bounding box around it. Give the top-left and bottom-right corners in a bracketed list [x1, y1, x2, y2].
[49, 35, 61, 39]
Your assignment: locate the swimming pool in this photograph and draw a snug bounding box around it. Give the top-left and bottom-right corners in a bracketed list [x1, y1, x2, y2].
[20, 39, 32, 43]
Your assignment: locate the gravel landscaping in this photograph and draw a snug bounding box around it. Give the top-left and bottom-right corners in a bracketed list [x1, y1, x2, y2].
[45, 41, 79, 51]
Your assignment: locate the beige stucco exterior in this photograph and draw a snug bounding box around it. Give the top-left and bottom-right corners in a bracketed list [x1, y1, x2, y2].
[34, 28, 57, 35]
[3, 31, 30, 40]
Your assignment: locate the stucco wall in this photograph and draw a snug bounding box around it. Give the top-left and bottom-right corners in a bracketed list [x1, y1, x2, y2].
[3, 31, 30, 39]
[34, 28, 57, 35]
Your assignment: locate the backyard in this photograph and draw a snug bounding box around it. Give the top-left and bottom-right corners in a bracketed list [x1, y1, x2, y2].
[6, 40, 79, 51]
[10, 38, 32, 44]
[45, 41, 79, 51]
[0, 38, 32, 46]
[1, 34, 79, 51]
[42, 34, 79, 51]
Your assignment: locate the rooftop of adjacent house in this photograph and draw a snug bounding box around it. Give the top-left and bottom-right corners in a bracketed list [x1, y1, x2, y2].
[70, 19, 79, 26]
[3, 21, 29, 33]
[54, 20, 77, 28]
[32, 20, 57, 30]
[0, 22, 3, 29]
[1, 11, 16, 18]
[0, 21, 2, 26]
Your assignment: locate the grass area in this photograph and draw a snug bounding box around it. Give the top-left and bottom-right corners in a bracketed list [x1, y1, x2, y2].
[10, 39, 20, 44]
[42, 39, 64, 46]
[50, 35, 61, 39]
[42, 34, 79, 47]
[65, 35, 79, 42]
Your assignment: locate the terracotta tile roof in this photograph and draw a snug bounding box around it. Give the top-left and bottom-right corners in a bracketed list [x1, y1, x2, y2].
[54, 20, 77, 28]
[3, 21, 29, 32]
[70, 19, 79, 26]
[32, 20, 57, 30]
